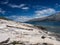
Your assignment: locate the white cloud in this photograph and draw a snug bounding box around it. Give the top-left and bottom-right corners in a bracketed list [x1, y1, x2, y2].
[33, 5, 47, 10]
[21, 7, 29, 10]
[55, 3, 60, 6]
[6, 8, 56, 22]
[1, 0, 8, 4]
[8, 4, 29, 10]
[9, 4, 25, 8]
[55, 3, 60, 8]
[34, 8, 56, 18]
[0, 8, 6, 14]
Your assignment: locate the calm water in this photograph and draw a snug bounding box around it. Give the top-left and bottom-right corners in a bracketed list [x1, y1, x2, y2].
[26, 21, 60, 33]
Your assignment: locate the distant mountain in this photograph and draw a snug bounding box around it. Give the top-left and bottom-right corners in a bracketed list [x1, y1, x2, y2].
[0, 16, 12, 20]
[26, 12, 60, 22]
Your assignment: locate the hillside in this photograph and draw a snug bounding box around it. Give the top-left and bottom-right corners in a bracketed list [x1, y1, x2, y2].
[0, 16, 12, 20]
[0, 19, 60, 45]
[26, 12, 60, 22]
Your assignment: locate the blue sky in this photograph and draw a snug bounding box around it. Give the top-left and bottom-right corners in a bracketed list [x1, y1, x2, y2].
[0, 0, 60, 22]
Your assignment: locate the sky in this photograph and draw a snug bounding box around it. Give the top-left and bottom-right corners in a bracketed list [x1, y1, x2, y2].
[0, 0, 60, 22]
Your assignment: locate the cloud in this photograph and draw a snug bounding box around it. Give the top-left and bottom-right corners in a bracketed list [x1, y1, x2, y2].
[9, 4, 25, 8]
[33, 5, 47, 10]
[56, 3, 59, 5]
[34, 8, 56, 18]
[55, 3, 60, 6]
[0, 8, 6, 14]
[6, 8, 56, 22]
[1, 0, 8, 4]
[6, 15, 32, 22]
[55, 3, 60, 9]
[8, 4, 29, 10]
[21, 7, 29, 10]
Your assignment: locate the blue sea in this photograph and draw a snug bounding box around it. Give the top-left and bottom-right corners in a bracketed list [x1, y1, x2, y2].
[26, 21, 60, 33]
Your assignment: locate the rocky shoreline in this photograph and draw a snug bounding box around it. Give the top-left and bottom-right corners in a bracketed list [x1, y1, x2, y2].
[0, 19, 60, 45]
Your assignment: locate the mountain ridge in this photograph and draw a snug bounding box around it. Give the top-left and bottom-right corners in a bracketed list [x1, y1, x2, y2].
[0, 16, 13, 21]
[26, 12, 60, 22]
